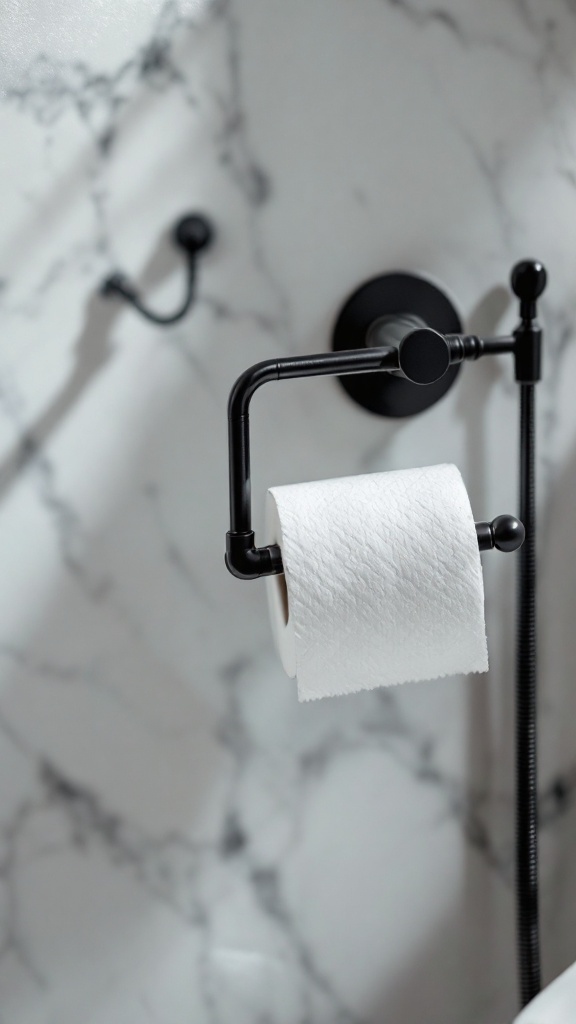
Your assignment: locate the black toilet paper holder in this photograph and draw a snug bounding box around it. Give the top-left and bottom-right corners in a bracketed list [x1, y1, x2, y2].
[225, 262, 546, 581]
[224, 258, 546, 1009]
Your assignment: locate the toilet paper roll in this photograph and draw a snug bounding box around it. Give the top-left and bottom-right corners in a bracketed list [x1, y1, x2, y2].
[265, 464, 488, 701]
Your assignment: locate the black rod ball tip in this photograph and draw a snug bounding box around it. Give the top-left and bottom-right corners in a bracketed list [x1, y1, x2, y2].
[174, 213, 214, 254]
[510, 260, 547, 303]
[492, 514, 525, 552]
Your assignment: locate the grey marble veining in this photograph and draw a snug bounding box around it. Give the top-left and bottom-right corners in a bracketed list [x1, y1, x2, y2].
[0, 1, 576, 1021]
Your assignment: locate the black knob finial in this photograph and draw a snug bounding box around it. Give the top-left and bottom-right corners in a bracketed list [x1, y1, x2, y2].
[174, 213, 214, 254]
[510, 260, 547, 304]
[492, 514, 525, 553]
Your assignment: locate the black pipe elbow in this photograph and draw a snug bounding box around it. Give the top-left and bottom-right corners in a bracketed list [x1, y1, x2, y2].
[225, 531, 282, 580]
[227, 360, 279, 421]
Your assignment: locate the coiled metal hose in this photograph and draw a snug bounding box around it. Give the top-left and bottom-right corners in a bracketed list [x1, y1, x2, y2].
[516, 382, 540, 1005]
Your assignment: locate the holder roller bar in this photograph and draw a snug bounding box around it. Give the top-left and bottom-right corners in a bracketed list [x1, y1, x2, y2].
[225, 332, 524, 582]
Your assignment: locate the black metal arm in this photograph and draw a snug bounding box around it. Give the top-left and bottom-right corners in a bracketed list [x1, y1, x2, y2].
[225, 333, 524, 580]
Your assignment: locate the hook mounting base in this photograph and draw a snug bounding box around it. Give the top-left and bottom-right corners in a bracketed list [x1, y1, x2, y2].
[331, 271, 463, 417]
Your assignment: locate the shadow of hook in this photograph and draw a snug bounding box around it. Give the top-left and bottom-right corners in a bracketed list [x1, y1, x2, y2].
[101, 212, 214, 326]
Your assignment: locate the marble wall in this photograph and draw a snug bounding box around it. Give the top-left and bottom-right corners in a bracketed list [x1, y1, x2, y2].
[1, 1, 576, 1022]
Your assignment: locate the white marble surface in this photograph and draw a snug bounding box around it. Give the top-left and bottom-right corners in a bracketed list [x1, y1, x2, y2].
[0, 1, 576, 1021]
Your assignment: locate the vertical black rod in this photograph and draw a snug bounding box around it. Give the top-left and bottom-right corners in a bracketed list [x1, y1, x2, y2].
[516, 382, 541, 1005]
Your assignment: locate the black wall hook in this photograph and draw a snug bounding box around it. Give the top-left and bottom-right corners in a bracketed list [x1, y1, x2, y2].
[101, 213, 214, 325]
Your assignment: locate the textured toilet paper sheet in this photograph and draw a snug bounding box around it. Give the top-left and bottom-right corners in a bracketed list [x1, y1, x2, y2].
[266, 464, 488, 701]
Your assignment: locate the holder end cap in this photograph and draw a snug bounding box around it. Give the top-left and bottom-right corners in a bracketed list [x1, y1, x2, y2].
[492, 514, 525, 552]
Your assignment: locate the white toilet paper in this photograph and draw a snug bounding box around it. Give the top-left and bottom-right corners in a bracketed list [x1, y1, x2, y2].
[512, 961, 576, 1023]
[265, 464, 488, 701]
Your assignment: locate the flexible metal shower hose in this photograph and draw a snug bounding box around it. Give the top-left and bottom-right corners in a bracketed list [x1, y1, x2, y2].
[517, 382, 541, 1005]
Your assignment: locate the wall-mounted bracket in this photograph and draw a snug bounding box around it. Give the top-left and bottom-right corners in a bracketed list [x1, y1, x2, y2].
[332, 271, 463, 416]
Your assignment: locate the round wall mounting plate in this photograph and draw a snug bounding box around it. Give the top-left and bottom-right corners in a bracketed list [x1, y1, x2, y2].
[331, 272, 463, 417]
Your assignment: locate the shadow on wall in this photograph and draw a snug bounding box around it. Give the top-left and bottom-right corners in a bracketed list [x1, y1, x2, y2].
[0, 262, 230, 1018]
[0, 221, 193, 503]
[368, 877, 515, 1024]
[0, 273, 534, 1023]
[539, 439, 576, 981]
[367, 283, 522, 1024]
[456, 282, 512, 513]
